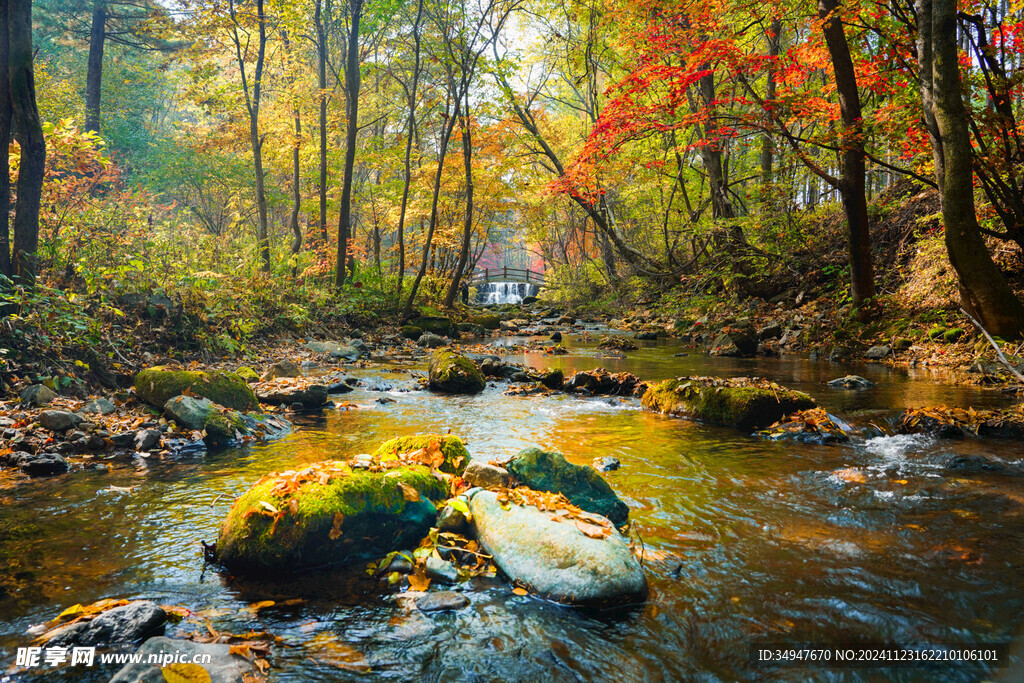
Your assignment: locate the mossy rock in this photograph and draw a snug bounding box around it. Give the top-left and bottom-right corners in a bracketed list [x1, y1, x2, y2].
[401, 325, 423, 340]
[135, 367, 258, 412]
[508, 447, 629, 525]
[217, 465, 448, 573]
[428, 349, 486, 394]
[893, 338, 913, 351]
[413, 316, 454, 336]
[457, 322, 485, 336]
[469, 314, 501, 330]
[373, 434, 470, 476]
[539, 368, 564, 390]
[235, 366, 259, 383]
[927, 326, 947, 340]
[641, 378, 816, 431]
[943, 327, 965, 343]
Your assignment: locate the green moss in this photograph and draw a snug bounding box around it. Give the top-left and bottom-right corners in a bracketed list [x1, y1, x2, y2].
[373, 434, 470, 475]
[235, 366, 259, 383]
[428, 349, 485, 394]
[218, 464, 447, 573]
[468, 314, 501, 330]
[540, 368, 564, 389]
[642, 378, 816, 431]
[135, 367, 258, 411]
[413, 316, 453, 336]
[943, 327, 965, 343]
[928, 326, 947, 340]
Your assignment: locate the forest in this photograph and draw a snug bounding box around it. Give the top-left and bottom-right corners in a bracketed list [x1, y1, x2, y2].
[3, 0, 1024, 680]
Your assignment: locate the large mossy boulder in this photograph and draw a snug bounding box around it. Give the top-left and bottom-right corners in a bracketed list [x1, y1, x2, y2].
[218, 464, 448, 573]
[413, 316, 454, 337]
[468, 314, 501, 330]
[428, 349, 486, 394]
[469, 490, 646, 605]
[508, 448, 629, 525]
[642, 377, 816, 431]
[135, 367, 258, 412]
[373, 434, 470, 475]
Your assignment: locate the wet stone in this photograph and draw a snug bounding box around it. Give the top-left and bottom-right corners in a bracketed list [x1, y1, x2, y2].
[593, 457, 620, 472]
[425, 556, 459, 584]
[47, 601, 167, 647]
[464, 460, 511, 489]
[416, 591, 470, 612]
[110, 637, 254, 683]
[134, 429, 161, 451]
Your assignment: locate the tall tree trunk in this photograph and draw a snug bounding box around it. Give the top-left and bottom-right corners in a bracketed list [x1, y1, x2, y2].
[84, 0, 105, 134]
[315, 0, 329, 249]
[0, 0, 11, 278]
[395, 0, 423, 298]
[229, 0, 270, 273]
[760, 18, 781, 186]
[9, 0, 45, 286]
[402, 98, 461, 319]
[819, 0, 876, 320]
[336, 0, 363, 288]
[444, 95, 474, 307]
[286, 38, 301, 276]
[918, 0, 1024, 337]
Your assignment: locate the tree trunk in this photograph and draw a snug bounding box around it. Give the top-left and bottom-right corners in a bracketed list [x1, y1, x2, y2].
[402, 98, 461, 319]
[395, 0, 423, 298]
[336, 0, 362, 288]
[444, 95, 474, 308]
[760, 18, 781, 187]
[9, 0, 45, 287]
[818, 0, 876, 320]
[315, 0, 329, 249]
[918, 0, 1024, 337]
[282, 30, 302, 276]
[0, 0, 11, 278]
[84, 0, 105, 134]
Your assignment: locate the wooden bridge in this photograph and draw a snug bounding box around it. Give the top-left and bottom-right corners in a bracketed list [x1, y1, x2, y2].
[466, 267, 546, 287]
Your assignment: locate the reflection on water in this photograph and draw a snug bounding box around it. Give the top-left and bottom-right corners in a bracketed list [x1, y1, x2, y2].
[2, 338, 1023, 681]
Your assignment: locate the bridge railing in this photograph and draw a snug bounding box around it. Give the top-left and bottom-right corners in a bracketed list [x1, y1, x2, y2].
[466, 267, 546, 287]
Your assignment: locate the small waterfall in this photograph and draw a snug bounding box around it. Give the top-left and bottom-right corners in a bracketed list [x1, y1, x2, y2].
[476, 282, 538, 304]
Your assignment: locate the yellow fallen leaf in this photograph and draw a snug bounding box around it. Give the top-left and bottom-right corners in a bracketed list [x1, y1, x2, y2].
[512, 587, 528, 596]
[258, 500, 279, 514]
[161, 663, 212, 683]
[407, 571, 431, 591]
[397, 482, 421, 502]
[246, 600, 275, 613]
[329, 512, 345, 540]
[575, 520, 611, 539]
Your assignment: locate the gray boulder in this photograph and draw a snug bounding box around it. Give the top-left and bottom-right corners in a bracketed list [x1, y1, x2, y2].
[47, 601, 166, 647]
[304, 340, 361, 359]
[469, 490, 646, 604]
[864, 345, 891, 360]
[508, 447, 629, 525]
[463, 460, 510, 489]
[82, 398, 117, 415]
[260, 360, 302, 381]
[416, 591, 470, 612]
[38, 410, 81, 432]
[20, 384, 57, 406]
[109, 636, 254, 683]
[417, 333, 448, 348]
[134, 428, 162, 451]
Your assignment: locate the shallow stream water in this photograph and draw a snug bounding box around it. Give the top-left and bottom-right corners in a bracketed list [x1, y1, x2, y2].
[2, 334, 1024, 681]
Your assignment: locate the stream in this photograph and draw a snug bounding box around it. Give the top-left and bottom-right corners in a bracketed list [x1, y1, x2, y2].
[2, 332, 1024, 681]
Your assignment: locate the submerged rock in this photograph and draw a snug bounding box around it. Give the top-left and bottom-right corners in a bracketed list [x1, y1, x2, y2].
[942, 454, 1022, 476]
[218, 463, 448, 573]
[47, 601, 166, 647]
[416, 591, 469, 612]
[828, 375, 874, 389]
[428, 349, 486, 394]
[508, 448, 629, 525]
[469, 490, 646, 605]
[373, 434, 470, 475]
[642, 376, 816, 431]
[256, 380, 329, 408]
[110, 637, 254, 683]
[134, 367, 258, 412]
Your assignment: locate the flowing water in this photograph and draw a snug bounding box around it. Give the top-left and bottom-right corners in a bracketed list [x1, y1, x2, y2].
[3, 334, 1024, 681]
[476, 282, 539, 305]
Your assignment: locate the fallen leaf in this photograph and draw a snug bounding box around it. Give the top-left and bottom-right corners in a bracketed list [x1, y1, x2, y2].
[512, 587, 528, 596]
[246, 600, 275, 614]
[258, 500, 279, 515]
[161, 663, 212, 683]
[575, 520, 611, 539]
[407, 571, 431, 591]
[329, 512, 344, 540]
[397, 482, 421, 502]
